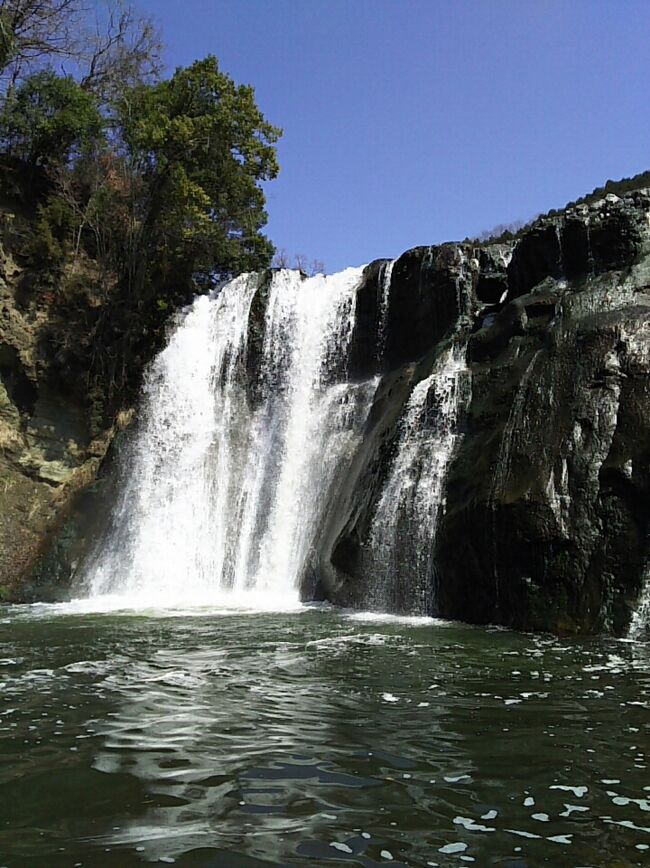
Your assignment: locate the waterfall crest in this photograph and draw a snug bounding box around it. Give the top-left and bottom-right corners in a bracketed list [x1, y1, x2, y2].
[82, 268, 375, 606]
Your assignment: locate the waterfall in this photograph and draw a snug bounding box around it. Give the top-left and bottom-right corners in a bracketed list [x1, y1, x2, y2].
[377, 259, 395, 359]
[362, 342, 470, 614]
[82, 267, 376, 606]
[490, 348, 543, 504]
[629, 572, 650, 640]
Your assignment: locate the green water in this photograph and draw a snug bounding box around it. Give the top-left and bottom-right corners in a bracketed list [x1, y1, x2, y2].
[0, 603, 649, 867]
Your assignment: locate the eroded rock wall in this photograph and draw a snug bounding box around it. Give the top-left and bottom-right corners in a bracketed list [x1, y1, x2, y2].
[326, 190, 650, 635]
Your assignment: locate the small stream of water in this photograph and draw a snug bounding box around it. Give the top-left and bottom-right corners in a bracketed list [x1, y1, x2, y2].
[363, 343, 470, 614]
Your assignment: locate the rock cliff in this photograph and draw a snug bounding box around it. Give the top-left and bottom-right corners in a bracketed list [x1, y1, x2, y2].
[0, 170, 139, 602]
[325, 189, 650, 636]
[0, 243, 114, 600]
[3, 174, 650, 637]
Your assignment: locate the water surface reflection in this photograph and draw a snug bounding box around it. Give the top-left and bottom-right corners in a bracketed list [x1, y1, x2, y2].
[0, 604, 649, 866]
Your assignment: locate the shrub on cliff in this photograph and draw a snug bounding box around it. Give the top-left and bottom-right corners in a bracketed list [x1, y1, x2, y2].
[0, 69, 104, 166]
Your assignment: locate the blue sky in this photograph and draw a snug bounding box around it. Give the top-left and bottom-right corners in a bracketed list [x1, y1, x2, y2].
[138, 0, 650, 272]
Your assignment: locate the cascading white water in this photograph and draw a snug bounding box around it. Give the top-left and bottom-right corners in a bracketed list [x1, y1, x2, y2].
[628, 571, 650, 640]
[83, 267, 376, 607]
[363, 342, 470, 613]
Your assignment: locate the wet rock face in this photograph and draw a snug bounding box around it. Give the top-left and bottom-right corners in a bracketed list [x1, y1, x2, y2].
[347, 246, 474, 379]
[507, 194, 648, 296]
[436, 304, 650, 634]
[383, 246, 470, 371]
[327, 189, 650, 636]
[475, 245, 510, 304]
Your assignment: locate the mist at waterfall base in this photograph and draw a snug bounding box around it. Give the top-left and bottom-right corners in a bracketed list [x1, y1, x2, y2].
[2, 269, 650, 867]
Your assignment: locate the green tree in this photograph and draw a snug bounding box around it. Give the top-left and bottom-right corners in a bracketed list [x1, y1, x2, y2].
[0, 69, 103, 166]
[0, 10, 17, 70]
[0, 48, 282, 414]
[116, 54, 281, 296]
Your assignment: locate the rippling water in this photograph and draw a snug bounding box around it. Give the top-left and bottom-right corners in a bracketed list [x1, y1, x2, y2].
[0, 602, 649, 867]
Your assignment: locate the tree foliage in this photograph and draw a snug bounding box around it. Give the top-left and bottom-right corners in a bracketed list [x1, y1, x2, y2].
[117, 55, 280, 291]
[0, 3, 282, 418]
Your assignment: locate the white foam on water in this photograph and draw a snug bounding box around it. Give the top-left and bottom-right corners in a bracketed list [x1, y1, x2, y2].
[30, 590, 306, 618]
[330, 842, 353, 854]
[439, 842, 468, 854]
[344, 610, 448, 626]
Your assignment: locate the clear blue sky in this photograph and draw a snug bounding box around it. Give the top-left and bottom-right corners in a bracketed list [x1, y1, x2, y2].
[138, 0, 650, 272]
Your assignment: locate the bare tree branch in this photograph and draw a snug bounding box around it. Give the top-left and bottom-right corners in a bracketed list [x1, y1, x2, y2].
[79, 0, 163, 100]
[0, 0, 163, 101]
[0, 0, 86, 84]
[271, 247, 290, 268]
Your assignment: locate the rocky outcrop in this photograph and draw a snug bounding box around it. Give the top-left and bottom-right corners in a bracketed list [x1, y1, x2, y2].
[324, 190, 650, 636]
[4, 172, 650, 638]
[0, 193, 132, 601]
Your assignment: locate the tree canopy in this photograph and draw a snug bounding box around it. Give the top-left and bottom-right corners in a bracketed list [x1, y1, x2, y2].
[0, 7, 281, 291]
[118, 55, 280, 288]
